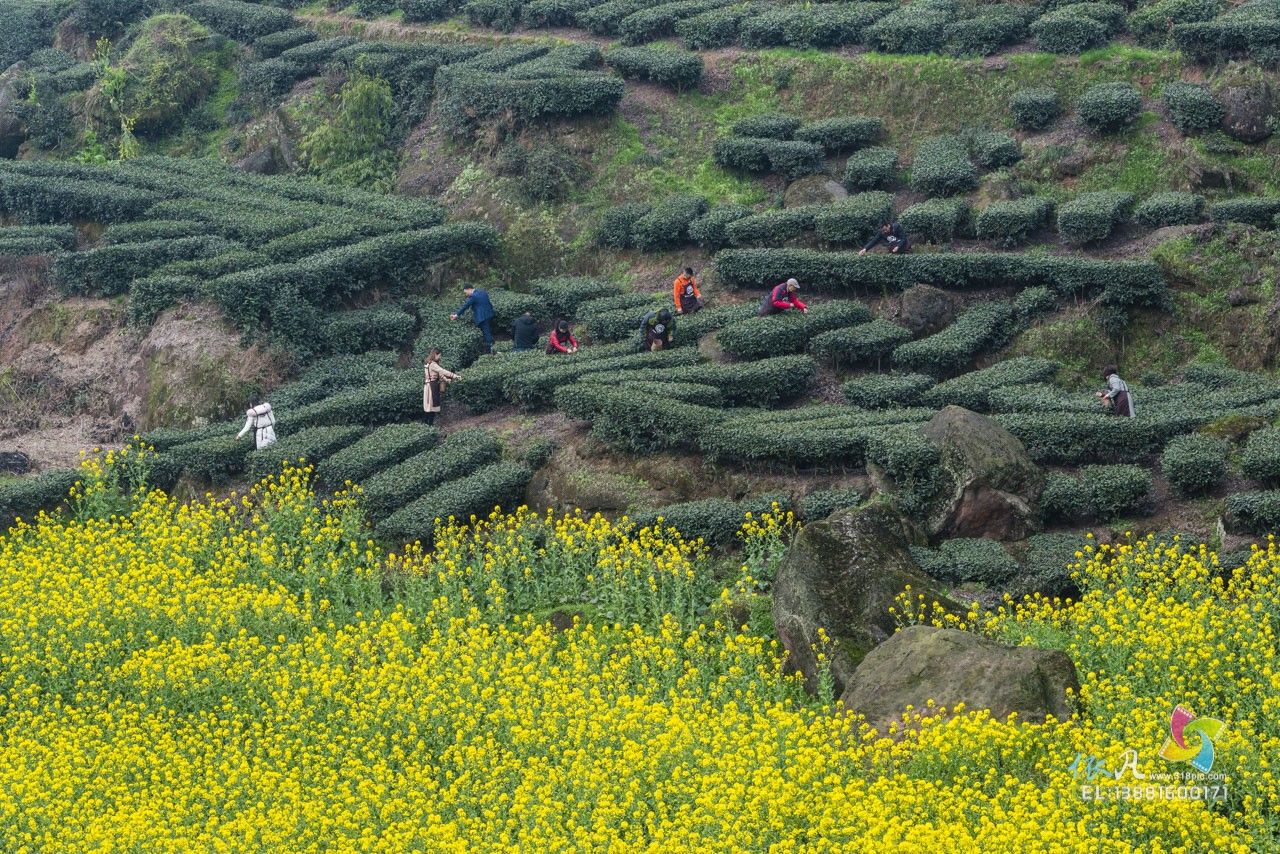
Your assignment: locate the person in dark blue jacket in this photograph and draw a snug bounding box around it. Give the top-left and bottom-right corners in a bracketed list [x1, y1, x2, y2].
[451, 285, 495, 354]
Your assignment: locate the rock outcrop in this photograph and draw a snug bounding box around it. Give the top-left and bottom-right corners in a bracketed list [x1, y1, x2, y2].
[841, 624, 1079, 732]
[1220, 81, 1275, 144]
[898, 285, 961, 336]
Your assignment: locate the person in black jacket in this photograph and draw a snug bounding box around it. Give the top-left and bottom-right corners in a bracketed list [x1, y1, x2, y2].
[512, 311, 539, 351]
[859, 221, 910, 255]
[641, 309, 675, 351]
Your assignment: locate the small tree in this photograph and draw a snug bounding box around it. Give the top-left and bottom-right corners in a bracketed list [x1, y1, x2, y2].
[301, 70, 399, 191]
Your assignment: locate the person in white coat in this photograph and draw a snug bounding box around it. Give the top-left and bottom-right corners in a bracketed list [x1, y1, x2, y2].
[236, 397, 277, 449]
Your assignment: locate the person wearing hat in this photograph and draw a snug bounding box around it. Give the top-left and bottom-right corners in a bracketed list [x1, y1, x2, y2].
[641, 308, 675, 351]
[672, 267, 702, 315]
[759, 278, 808, 316]
[1096, 365, 1135, 417]
[546, 319, 578, 354]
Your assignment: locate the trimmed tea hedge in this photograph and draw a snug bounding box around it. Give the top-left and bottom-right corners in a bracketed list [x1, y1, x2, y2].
[325, 306, 415, 354]
[487, 289, 550, 328]
[377, 461, 532, 544]
[247, 425, 365, 482]
[1226, 490, 1280, 534]
[1160, 432, 1227, 496]
[688, 205, 753, 249]
[794, 117, 883, 154]
[54, 236, 237, 296]
[865, 1, 953, 54]
[504, 348, 702, 409]
[1163, 82, 1224, 134]
[631, 494, 790, 548]
[700, 405, 934, 468]
[899, 198, 967, 244]
[814, 192, 894, 245]
[726, 206, 818, 247]
[799, 487, 866, 521]
[163, 436, 252, 484]
[944, 6, 1031, 56]
[1129, 0, 1222, 46]
[842, 373, 936, 409]
[713, 137, 825, 180]
[910, 135, 976, 197]
[603, 46, 703, 89]
[1209, 198, 1280, 229]
[718, 301, 872, 360]
[532, 276, 622, 319]
[996, 413, 1163, 463]
[289, 371, 424, 429]
[0, 469, 79, 521]
[362, 430, 503, 519]
[1030, 8, 1108, 53]
[738, 3, 894, 48]
[1077, 82, 1143, 134]
[554, 383, 722, 452]
[923, 357, 1061, 411]
[964, 129, 1021, 169]
[892, 302, 1016, 375]
[731, 113, 802, 140]
[631, 194, 710, 250]
[842, 147, 899, 191]
[1134, 191, 1205, 227]
[1057, 191, 1135, 245]
[186, 0, 294, 39]
[810, 319, 913, 368]
[1241, 427, 1280, 484]
[913, 538, 1019, 585]
[974, 197, 1053, 246]
[1010, 87, 1061, 131]
[1040, 465, 1153, 522]
[594, 203, 652, 249]
[314, 423, 440, 487]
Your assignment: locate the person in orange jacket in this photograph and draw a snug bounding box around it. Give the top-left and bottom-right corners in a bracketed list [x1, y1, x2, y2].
[673, 267, 702, 315]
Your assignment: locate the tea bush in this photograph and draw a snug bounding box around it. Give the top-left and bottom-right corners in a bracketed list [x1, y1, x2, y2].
[865, 1, 954, 54]
[726, 207, 819, 247]
[377, 461, 532, 543]
[247, 426, 366, 482]
[974, 197, 1053, 246]
[688, 205, 753, 249]
[630, 195, 709, 251]
[1160, 433, 1228, 496]
[554, 384, 722, 453]
[532, 276, 622, 319]
[713, 137, 825, 180]
[798, 487, 866, 521]
[922, 357, 1061, 411]
[841, 373, 936, 409]
[731, 113, 802, 140]
[964, 129, 1021, 170]
[1030, 8, 1108, 53]
[814, 192, 894, 245]
[899, 199, 967, 244]
[1241, 428, 1280, 484]
[603, 46, 703, 89]
[314, 423, 440, 488]
[1163, 82, 1224, 134]
[809, 319, 914, 368]
[1010, 87, 1061, 131]
[1057, 191, 1135, 245]
[913, 538, 1019, 585]
[594, 203, 652, 249]
[1209, 198, 1280, 229]
[1077, 82, 1143, 134]
[842, 147, 899, 191]
[361, 430, 503, 518]
[794, 117, 884, 154]
[909, 135, 977, 197]
[324, 306, 416, 354]
[892, 302, 1016, 376]
[718, 301, 872, 360]
[1129, 0, 1221, 45]
[1134, 191, 1205, 227]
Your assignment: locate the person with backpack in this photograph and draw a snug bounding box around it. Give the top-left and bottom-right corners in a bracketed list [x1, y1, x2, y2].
[547, 320, 578, 354]
[758, 279, 808, 316]
[673, 267, 702, 315]
[1096, 365, 1135, 417]
[859, 220, 911, 255]
[423, 347, 461, 426]
[512, 311, 539, 352]
[642, 308, 675, 351]
[450, 285, 495, 355]
[235, 396, 277, 449]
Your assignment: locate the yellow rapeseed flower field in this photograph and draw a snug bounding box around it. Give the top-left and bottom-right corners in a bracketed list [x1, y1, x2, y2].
[0, 452, 1272, 851]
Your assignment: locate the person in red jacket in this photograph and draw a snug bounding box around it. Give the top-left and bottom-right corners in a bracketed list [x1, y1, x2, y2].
[758, 278, 808, 316]
[546, 319, 578, 354]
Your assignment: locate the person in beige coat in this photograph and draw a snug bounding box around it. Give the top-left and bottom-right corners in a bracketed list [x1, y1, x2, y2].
[423, 348, 461, 425]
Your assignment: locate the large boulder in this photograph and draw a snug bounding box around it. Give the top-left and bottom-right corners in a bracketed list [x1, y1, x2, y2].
[784, 175, 848, 208]
[921, 406, 1043, 540]
[772, 500, 953, 695]
[1220, 82, 1275, 144]
[841, 624, 1078, 732]
[898, 284, 961, 336]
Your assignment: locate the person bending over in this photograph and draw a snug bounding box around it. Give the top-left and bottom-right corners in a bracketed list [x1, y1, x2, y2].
[859, 221, 910, 255]
[758, 278, 808, 316]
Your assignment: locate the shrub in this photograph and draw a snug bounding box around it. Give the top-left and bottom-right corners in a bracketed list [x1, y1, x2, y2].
[923, 356, 1060, 411]
[899, 198, 967, 244]
[247, 426, 365, 482]
[1030, 8, 1108, 53]
[0, 237, 62, 256]
[554, 384, 722, 453]
[996, 413, 1161, 463]
[809, 319, 913, 368]
[632, 495, 789, 548]
[1061, 2, 1126, 34]
[725, 207, 817, 246]
[630, 195, 709, 250]
[688, 205, 752, 249]
[435, 69, 624, 133]
[1082, 464, 1154, 519]
[814, 192, 895, 245]
[594, 203, 652, 249]
[913, 538, 1019, 585]
[1160, 433, 1227, 496]
[1129, 0, 1222, 46]
[671, 303, 756, 346]
[893, 302, 1017, 376]
[254, 26, 316, 57]
[1010, 87, 1061, 131]
[0, 469, 79, 521]
[944, 7, 1030, 56]
[718, 301, 872, 360]
[1014, 286, 1056, 320]
[865, 2, 954, 54]
[713, 138, 825, 179]
[841, 373, 936, 409]
[362, 430, 503, 519]
[164, 436, 252, 484]
[799, 487, 866, 521]
[731, 113, 802, 140]
[664, 355, 815, 405]
[794, 117, 884, 154]
[1241, 428, 1280, 484]
[739, 2, 894, 48]
[325, 306, 416, 354]
[1057, 191, 1135, 245]
[964, 129, 1021, 169]
[676, 6, 749, 48]
[1163, 82, 1224, 134]
[1040, 472, 1092, 522]
[1226, 490, 1280, 533]
[314, 423, 438, 488]
[1013, 532, 1084, 597]
[532, 276, 621, 320]
[185, 0, 294, 39]
[377, 461, 533, 544]
[842, 147, 899, 190]
[603, 46, 703, 89]
[909, 135, 976, 197]
[700, 406, 934, 467]
[975, 197, 1053, 246]
[1134, 191, 1205, 228]
[0, 169, 156, 224]
[616, 0, 734, 44]
[0, 225, 75, 249]
[1209, 198, 1280, 229]
[864, 428, 941, 514]
[1077, 82, 1143, 134]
